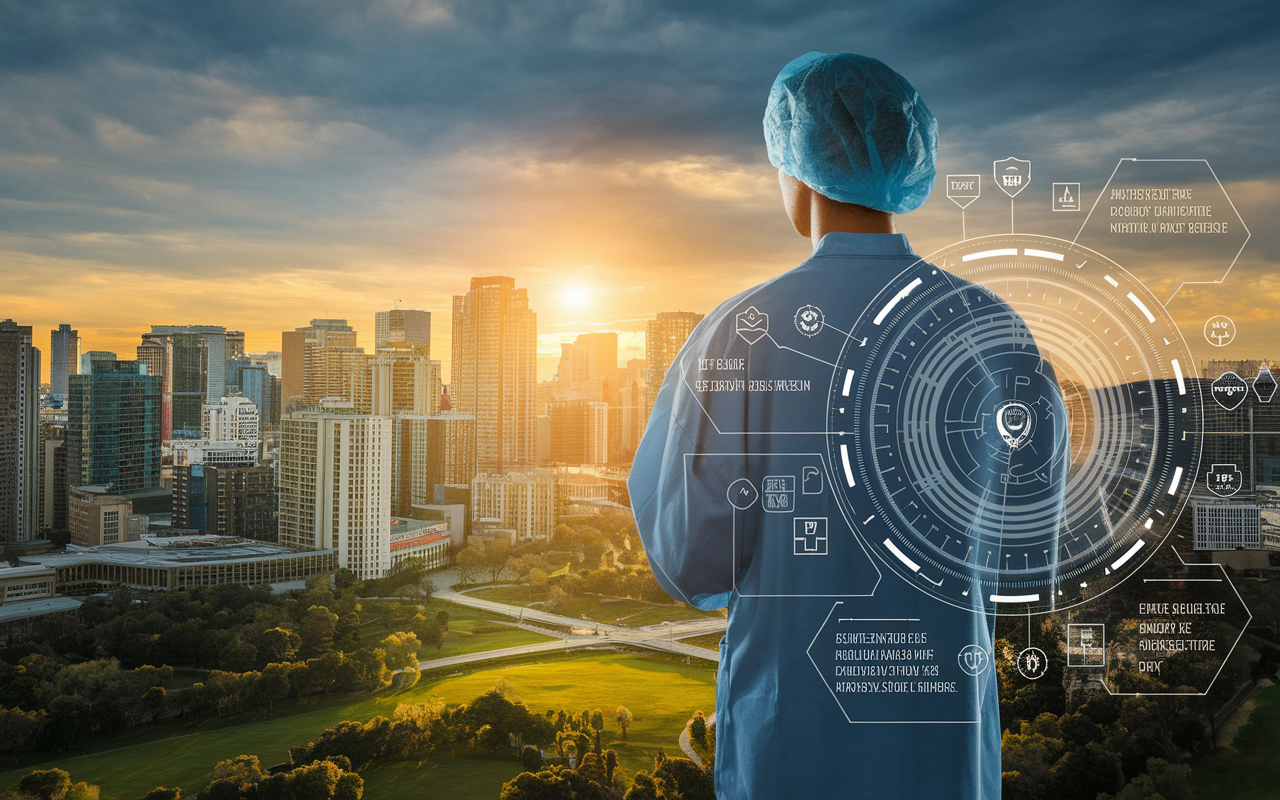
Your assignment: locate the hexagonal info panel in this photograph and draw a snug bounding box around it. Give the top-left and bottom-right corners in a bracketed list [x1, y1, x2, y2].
[1074, 158, 1249, 305]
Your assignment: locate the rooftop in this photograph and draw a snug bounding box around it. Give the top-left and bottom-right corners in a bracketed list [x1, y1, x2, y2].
[26, 535, 333, 569]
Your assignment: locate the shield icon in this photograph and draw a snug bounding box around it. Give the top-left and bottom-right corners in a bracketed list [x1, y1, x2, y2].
[993, 157, 1032, 198]
[1211, 371, 1248, 411]
[995, 400, 1035, 449]
[1206, 464, 1243, 497]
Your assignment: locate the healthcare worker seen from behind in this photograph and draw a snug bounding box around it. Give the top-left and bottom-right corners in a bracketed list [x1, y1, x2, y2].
[630, 52, 1066, 799]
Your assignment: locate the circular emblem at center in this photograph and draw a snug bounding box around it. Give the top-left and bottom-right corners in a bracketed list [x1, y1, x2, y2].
[995, 400, 1035, 450]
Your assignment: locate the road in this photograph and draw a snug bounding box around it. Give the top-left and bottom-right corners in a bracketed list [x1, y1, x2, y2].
[411, 571, 725, 671]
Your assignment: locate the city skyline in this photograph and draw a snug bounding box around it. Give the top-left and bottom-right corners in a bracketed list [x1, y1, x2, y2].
[4, 3, 1279, 385]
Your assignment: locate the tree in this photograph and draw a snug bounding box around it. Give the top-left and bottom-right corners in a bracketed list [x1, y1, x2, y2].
[652, 756, 714, 800]
[142, 789, 182, 800]
[688, 711, 708, 749]
[455, 542, 485, 585]
[0, 705, 46, 759]
[256, 627, 301, 665]
[623, 772, 659, 800]
[615, 707, 633, 740]
[18, 769, 72, 800]
[254, 664, 292, 713]
[298, 605, 339, 658]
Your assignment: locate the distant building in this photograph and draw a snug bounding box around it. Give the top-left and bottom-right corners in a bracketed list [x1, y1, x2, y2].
[68, 486, 134, 547]
[280, 330, 306, 413]
[370, 343, 441, 416]
[451, 276, 537, 473]
[549, 399, 609, 465]
[392, 413, 476, 515]
[388, 516, 452, 570]
[49, 323, 79, 401]
[139, 325, 229, 439]
[0, 320, 40, 542]
[203, 394, 261, 442]
[225, 330, 245, 359]
[1194, 502, 1262, 550]
[471, 470, 557, 543]
[37, 422, 68, 533]
[173, 464, 277, 541]
[22, 535, 336, 594]
[558, 332, 618, 389]
[375, 309, 431, 353]
[79, 351, 116, 375]
[238, 365, 279, 427]
[285, 319, 365, 408]
[279, 410, 392, 580]
[644, 311, 703, 422]
[67, 360, 161, 492]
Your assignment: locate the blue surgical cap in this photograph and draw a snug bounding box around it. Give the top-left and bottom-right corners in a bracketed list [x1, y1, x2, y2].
[764, 52, 938, 215]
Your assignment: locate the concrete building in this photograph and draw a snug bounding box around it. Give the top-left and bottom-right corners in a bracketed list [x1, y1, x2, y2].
[203, 394, 261, 442]
[392, 413, 476, 515]
[139, 325, 230, 439]
[471, 470, 557, 543]
[451, 276, 538, 474]
[279, 410, 392, 580]
[369, 343, 441, 416]
[281, 330, 306, 413]
[68, 486, 134, 547]
[0, 565, 56, 605]
[49, 323, 79, 401]
[0, 320, 40, 542]
[237, 365, 279, 427]
[38, 422, 68, 533]
[1194, 502, 1262, 550]
[79, 351, 117, 374]
[375, 309, 431, 353]
[644, 311, 703, 421]
[173, 464, 277, 540]
[22, 535, 336, 594]
[549, 399, 609, 465]
[388, 516, 452, 570]
[67, 360, 161, 492]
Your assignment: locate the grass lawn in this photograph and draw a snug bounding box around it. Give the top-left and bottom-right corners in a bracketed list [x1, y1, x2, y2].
[1193, 683, 1280, 798]
[3, 650, 716, 800]
[679, 632, 724, 651]
[360, 757, 522, 800]
[362, 598, 555, 659]
[466, 586, 724, 627]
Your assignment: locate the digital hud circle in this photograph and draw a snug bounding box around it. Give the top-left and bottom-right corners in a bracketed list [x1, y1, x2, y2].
[826, 234, 1202, 615]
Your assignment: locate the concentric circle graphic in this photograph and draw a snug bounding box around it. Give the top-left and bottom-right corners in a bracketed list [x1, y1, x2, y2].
[826, 234, 1203, 614]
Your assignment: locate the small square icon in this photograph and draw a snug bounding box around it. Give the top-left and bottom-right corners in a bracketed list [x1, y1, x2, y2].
[793, 517, 828, 556]
[1067, 623, 1105, 667]
[1053, 182, 1082, 212]
[762, 475, 795, 513]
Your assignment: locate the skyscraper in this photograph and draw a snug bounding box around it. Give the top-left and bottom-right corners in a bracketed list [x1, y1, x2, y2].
[279, 409, 392, 580]
[238, 365, 279, 427]
[0, 320, 40, 542]
[375, 309, 431, 353]
[80, 351, 117, 374]
[558, 332, 618, 389]
[38, 422, 68, 533]
[49, 323, 79, 401]
[283, 319, 366, 408]
[370, 343, 441, 416]
[280, 330, 306, 413]
[67, 360, 161, 493]
[644, 311, 704, 420]
[139, 325, 228, 439]
[451, 276, 537, 474]
[393, 412, 476, 515]
[203, 395, 261, 442]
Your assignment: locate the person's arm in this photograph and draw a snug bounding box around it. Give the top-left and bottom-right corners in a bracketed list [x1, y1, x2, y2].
[629, 342, 735, 611]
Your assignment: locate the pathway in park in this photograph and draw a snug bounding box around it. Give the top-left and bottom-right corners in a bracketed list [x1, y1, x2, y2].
[416, 567, 725, 672]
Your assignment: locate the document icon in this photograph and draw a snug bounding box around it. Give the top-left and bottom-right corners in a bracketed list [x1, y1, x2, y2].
[793, 517, 828, 555]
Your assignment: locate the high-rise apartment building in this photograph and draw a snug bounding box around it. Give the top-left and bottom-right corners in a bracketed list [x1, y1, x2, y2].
[644, 311, 703, 420]
[0, 321, 40, 542]
[616, 358, 647, 464]
[558, 332, 618, 389]
[67, 360, 161, 492]
[280, 330, 306, 413]
[375, 309, 431, 353]
[49, 324, 79, 401]
[549, 399, 609, 465]
[38, 422, 68, 533]
[451, 276, 537, 474]
[393, 413, 476, 515]
[278, 410, 392, 580]
[173, 463, 276, 540]
[471, 470, 557, 543]
[139, 325, 228, 439]
[370, 343, 441, 416]
[203, 395, 261, 442]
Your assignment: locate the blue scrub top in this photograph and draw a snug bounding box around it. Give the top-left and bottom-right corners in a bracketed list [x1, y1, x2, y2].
[629, 232, 1061, 799]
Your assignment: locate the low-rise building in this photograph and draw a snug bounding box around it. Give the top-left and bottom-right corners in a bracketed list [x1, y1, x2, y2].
[471, 470, 557, 543]
[68, 485, 133, 547]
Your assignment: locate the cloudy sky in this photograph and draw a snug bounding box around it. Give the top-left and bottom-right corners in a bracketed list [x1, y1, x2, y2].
[2, 0, 1278, 381]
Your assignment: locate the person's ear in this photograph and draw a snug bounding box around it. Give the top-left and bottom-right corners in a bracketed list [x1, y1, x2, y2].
[778, 168, 811, 238]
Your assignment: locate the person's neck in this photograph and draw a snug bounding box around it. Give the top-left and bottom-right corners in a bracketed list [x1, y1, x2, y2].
[809, 200, 895, 250]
